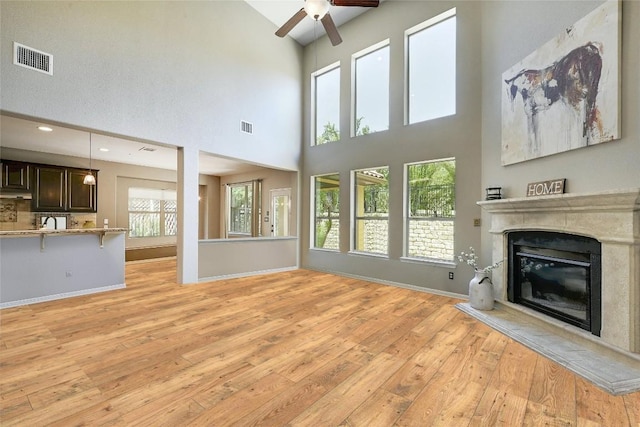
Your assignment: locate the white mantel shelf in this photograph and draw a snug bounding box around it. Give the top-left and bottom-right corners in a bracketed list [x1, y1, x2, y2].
[0, 228, 128, 249]
[478, 188, 640, 213]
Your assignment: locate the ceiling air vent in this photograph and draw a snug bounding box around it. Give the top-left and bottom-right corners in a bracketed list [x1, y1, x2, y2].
[13, 42, 53, 75]
[240, 120, 253, 135]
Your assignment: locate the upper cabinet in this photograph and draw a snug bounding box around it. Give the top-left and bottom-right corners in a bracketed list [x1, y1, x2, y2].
[1, 160, 30, 190]
[31, 164, 98, 212]
[33, 165, 66, 211]
[67, 169, 97, 212]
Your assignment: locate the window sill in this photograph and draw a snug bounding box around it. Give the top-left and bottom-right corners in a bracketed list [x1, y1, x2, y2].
[348, 250, 389, 259]
[400, 256, 456, 268]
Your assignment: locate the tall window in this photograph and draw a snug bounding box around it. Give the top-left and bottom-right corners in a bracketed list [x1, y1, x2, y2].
[128, 188, 177, 238]
[353, 41, 389, 136]
[353, 167, 389, 255]
[405, 159, 455, 261]
[406, 8, 456, 124]
[313, 63, 341, 145]
[313, 174, 340, 250]
[227, 180, 262, 237]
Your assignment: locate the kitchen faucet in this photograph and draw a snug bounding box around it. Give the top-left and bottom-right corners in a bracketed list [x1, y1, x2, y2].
[42, 216, 57, 229]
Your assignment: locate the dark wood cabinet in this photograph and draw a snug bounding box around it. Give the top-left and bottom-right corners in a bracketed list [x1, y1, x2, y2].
[1, 160, 30, 190]
[33, 166, 66, 211]
[67, 169, 97, 212]
[1, 158, 98, 212]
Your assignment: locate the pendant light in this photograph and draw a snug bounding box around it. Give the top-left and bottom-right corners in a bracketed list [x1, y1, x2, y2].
[83, 132, 96, 185]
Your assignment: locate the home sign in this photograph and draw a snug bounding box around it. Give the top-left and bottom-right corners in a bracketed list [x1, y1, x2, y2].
[526, 179, 566, 197]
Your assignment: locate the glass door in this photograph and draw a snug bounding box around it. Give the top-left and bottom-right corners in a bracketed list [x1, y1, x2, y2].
[270, 188, 290, 237]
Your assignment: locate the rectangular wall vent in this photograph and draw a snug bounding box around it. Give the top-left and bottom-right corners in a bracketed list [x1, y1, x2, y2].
[240, 120, 253, 135]
[13, 42, 53, 75]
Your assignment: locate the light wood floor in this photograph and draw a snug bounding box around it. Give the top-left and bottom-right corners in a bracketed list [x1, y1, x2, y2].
[1, 259, 639, 426]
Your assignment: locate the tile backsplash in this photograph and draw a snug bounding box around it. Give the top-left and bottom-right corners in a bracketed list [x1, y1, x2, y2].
[0, 199, 97, 231]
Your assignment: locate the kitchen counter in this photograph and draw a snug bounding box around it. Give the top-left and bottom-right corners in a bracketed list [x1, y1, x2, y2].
[1, 228, 127, 308]
[0, 227, 128, 236]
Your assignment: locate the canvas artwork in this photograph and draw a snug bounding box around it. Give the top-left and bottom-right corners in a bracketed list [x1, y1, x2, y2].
[501, 0, 621, 166]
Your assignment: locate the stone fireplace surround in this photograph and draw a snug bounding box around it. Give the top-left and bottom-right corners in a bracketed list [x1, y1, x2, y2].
[478, 188, 640, 355]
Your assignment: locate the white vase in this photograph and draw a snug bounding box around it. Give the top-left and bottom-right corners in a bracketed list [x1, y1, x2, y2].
[469, 271, 494, 310]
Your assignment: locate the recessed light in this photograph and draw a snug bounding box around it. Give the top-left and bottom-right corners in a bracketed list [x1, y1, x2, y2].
[99, 148, 109, 152]
[38, 126, 53, 132]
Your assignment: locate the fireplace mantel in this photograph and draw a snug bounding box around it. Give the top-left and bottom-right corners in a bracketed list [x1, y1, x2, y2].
[478, 188, 640, 353]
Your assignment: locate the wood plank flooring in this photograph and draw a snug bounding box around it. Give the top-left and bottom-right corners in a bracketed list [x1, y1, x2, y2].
[1, 259, 639, 426]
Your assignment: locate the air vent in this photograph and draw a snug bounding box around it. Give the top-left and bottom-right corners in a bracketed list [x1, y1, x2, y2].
[240, 120, 253, 135]
[13, 42, 53, 75]
[139, 147, 156, 152]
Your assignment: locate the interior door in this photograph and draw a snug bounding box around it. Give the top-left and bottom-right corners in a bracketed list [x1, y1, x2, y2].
[270, 188, 290, 237]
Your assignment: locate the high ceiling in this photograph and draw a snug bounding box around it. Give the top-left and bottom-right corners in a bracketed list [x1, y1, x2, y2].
[0, 2, 377, 175]
[245, 0, 378, 45]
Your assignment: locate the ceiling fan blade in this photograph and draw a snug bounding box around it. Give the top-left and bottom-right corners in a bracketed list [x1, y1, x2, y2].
[321, 12, 343, 46]
[330, 0, 379, 7]
[275, 8, 307, 38]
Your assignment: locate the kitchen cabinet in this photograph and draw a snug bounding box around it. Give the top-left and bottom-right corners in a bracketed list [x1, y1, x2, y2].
[1, 160, 30, 190]
[32, 165, 98, 212]
[67, 169, 97, 212]
[33, 165, 66, 211]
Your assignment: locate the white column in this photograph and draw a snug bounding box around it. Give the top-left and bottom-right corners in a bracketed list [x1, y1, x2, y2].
[177, 147, 199, 284]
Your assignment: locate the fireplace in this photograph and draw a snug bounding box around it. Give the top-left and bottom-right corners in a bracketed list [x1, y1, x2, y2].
[508, 231, 601, 336]
[478, 189, 640, 354]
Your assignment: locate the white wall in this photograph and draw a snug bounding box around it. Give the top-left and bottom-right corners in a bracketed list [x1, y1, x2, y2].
[301, 1, 483, 295]
[0, 1, 302, 171]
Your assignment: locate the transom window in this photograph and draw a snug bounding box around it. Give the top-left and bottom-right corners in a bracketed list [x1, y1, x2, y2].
[406, 8, 456, 125]
[353, 41, 389, 136]
[313, 63, 341, 145]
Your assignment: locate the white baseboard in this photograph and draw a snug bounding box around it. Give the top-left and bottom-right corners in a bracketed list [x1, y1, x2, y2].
[0, 283, 126, 309]
[197, 266, 298, 284]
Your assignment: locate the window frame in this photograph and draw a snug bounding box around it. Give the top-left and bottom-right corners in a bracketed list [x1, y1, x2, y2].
[351, 39, 390, 138]
[351, 166, 389, 256]
[403, 158, 456, 264]
[226, 180, 262, 237]
[404, 7, 457, 126]
[311, 61, 341, 146]
[311, 173, 341, 251]
[127, 187, 177, 239]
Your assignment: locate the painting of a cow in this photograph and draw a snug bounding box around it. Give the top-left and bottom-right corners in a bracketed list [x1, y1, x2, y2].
[501, 0, 620, 165]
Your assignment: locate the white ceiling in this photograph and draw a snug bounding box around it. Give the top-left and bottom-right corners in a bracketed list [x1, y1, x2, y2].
[245, 0, 378, 46]
[0, 115, 263, 176]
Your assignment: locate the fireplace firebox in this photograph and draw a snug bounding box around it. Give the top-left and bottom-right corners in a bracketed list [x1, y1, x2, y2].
[508, 231, 601, 336]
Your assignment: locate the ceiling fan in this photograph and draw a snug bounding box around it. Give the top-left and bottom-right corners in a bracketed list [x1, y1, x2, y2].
[275, 0, 379, 46]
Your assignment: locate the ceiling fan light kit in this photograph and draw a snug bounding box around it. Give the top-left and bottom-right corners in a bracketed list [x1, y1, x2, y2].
[275, 0, 379, 47]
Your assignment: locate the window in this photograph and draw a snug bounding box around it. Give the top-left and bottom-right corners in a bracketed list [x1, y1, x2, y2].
[313, 174, 340, 250]
[227, 180, 262, 237]
[128, 188, 177, 238]
[353, 167, 389, 255]
[313, 64, 341, 145]
[405, 159, 455, 261]
[353, 41, 389, 136]
[406, 8, 456, 124]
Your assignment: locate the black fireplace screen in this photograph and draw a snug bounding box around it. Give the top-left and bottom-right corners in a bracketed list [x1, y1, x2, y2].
[508, 231, 601, 336]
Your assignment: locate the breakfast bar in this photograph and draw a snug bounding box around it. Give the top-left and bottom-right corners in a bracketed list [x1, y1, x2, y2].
[0, 228, 128, 308]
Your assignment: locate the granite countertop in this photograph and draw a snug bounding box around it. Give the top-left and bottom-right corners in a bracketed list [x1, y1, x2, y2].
[0, 228, 128, 237]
